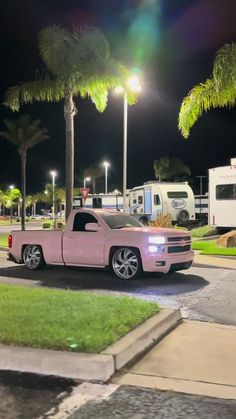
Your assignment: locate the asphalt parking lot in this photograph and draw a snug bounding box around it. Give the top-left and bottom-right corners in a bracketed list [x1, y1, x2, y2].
[0, 250, 236, 325]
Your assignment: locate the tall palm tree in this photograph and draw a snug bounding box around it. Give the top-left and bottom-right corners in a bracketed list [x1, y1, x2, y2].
[4, 25, 132, 219]
[178, 43, 236, 138]
[0, 115, 49, 230]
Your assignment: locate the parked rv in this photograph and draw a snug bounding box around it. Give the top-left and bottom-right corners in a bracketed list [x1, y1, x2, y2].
[209, 158, 236, 228]
[73, 193, 124, 211]
[73, 184, 210, 226]
[129, 181, 196, 224]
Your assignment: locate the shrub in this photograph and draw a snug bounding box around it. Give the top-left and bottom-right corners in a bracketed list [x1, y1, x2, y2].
[43, 222, 51, 229]
[148, 213, 172, 228]
[191, 225, 218, 238]
[57, 222, 64, 229]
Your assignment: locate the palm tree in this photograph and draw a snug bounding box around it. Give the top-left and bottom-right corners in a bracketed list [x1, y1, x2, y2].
[178, 43, 236, 138]
[4, 187, 21, 223]
[4, 25, 132, 220]
[0, 115, 49, 230]
[153, 157, 191, 181]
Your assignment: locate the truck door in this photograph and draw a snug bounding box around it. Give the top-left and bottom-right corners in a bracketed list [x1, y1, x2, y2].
[63, 212, 106, 266]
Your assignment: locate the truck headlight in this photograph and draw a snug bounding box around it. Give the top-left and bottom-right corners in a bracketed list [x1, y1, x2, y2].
[149, 236, 165, 244]
[148, 245, 165, 253]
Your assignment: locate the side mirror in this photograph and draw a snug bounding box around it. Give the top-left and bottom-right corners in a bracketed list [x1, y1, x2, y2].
[85, 222, 101, 232]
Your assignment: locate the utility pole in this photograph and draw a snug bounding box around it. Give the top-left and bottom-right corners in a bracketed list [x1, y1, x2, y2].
[196, 175, 207, 215]
[196, 175, 207, 195]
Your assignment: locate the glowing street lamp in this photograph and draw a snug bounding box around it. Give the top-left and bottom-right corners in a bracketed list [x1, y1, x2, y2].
[50, 170, 57, 228]
[83, 176, 91, 188]
[114, 76, 141, 212]
[103, 161, 110, 194]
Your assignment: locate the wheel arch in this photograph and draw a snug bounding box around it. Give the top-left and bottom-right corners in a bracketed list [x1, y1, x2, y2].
[21, 243, 45, 261]
[108, 245, 143, 270]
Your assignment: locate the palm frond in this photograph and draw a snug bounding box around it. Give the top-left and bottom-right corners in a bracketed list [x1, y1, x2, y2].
[4, 78, 65, 111]
[179, 42, 236, 138]
[178, 78, 236, 138]
[39, 26, 77, 79]
[213, 43, 236, 88]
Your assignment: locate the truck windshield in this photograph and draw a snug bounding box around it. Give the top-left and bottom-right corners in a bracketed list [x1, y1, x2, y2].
[100, 213, 144, 229]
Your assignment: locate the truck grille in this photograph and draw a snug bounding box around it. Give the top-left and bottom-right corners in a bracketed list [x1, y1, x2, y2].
[167, 236, 191, 243]
[168, 245, 191, 253]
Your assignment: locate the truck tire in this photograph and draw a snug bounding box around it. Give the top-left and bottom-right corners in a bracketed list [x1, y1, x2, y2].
[111, 247, 142, 280]
[23, 245, 45, 270]
[177, 210, 189, 224]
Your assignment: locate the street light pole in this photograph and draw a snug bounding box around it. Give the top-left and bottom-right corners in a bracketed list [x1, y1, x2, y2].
[196, 175, 207, 215]
[114, 75, 141, 213]
[123, 93, 128, 212]
[103, 161, 110, 194]
[50, 171, 57, 228]
[196, 175, 207, 196]
[83, 177, 91, 189]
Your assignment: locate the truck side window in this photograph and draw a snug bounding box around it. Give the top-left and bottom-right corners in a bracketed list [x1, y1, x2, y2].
[138, 196, 143, 204]
[73, 213, 98, 232]
[154, 194, 160, 205]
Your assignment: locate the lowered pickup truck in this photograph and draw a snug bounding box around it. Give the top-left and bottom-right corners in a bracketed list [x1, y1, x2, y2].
[8, 208, 194, 280]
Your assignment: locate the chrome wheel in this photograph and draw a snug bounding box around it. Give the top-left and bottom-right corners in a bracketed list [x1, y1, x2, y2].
[23, 245, 44, 270]
[112, 248, 140, 279]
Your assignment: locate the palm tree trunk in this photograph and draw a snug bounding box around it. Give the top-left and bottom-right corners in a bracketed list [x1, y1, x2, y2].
[64, 92, 75, 220]
[20, 152, 26, 231]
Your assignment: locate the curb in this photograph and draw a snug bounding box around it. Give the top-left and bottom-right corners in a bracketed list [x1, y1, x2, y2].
[102, 308, 182, 370]
[0, 309, 181, 382]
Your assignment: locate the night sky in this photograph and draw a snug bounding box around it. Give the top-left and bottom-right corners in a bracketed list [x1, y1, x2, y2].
[0, 0, 236, 195]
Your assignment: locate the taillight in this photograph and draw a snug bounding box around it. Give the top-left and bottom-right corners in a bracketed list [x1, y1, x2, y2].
[8, 235, 12, 249]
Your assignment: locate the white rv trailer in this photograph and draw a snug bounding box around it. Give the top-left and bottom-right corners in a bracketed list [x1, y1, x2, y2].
[209, 158, 236, 228]
[129, 181, 195, 224]
[73, 194, 124, 210]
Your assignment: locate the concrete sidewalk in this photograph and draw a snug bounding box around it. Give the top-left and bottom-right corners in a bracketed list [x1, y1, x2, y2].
[114, 250, 236, 400]
[113, 320, 236, 400]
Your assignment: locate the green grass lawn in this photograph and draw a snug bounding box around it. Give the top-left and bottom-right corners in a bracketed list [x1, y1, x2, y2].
[0, 233, 8, 248]
[0, 285, 160, 353]
[192, 240, 236, 256]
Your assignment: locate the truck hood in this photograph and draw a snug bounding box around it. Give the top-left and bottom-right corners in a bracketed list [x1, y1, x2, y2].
[115, 226, 190, 236]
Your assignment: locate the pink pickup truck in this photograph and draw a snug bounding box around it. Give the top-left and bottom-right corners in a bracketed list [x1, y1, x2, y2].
[8, 209, 194, 280]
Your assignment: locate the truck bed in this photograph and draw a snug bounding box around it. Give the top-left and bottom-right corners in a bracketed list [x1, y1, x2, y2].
[10, 230, 64, 265]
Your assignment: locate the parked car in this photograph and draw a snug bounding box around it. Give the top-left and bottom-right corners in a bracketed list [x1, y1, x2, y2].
[30, 214, 52, 220]
[8, 209, 193, 279]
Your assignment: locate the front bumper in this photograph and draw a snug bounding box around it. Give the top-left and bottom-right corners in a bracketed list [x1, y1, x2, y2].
[142, 250, 194, 274]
